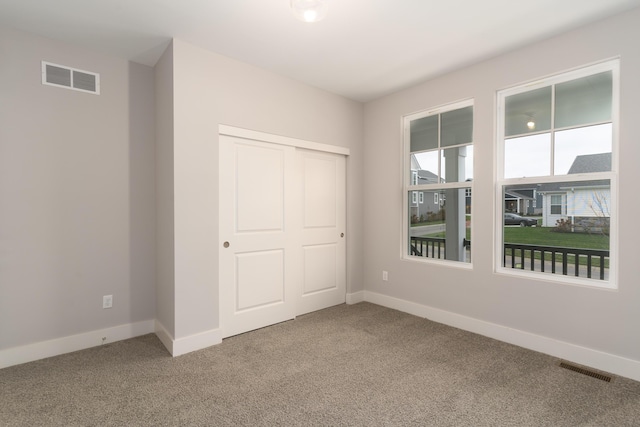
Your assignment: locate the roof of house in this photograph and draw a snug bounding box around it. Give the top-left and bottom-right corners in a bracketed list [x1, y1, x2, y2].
[410, 154, 441, 183]
[567, 152, 611, 174]
[538, 152, 611, 192]
[505, 190, 534, 200]
[417, 169, 439, 183]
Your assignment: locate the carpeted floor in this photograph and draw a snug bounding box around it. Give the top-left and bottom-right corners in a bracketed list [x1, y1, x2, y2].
[1, 302, 640, 426]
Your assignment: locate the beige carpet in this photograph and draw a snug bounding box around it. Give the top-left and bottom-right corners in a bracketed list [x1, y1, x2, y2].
[1, 302, 639, 426]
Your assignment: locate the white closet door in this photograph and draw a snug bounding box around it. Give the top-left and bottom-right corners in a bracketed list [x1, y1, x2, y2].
[219, 135, 299, 338]
[296, 149, 346, 315]
[219, 133, 346, 338]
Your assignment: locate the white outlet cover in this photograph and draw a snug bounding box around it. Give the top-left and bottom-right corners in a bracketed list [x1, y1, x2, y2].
[103, 295, 113, 309]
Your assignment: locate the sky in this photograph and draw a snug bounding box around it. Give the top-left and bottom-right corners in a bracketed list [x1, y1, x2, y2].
[504, 123, 612, 178]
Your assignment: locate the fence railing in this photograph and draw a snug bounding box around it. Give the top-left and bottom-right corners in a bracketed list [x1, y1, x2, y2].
[504, 242, 609, 280]
[410, 237, 471, 260]
[410, 237, 609, 280]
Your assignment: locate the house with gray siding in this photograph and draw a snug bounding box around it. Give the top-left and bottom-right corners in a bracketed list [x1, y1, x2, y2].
[539, 153, 611, 228]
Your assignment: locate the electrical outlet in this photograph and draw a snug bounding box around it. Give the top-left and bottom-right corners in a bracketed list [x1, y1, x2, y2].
[103, 295, 113, 309]
[382, 271, 388, 281]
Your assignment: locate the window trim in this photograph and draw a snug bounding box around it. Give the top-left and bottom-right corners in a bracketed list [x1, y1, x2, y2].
[550, 194, 563, 215]
[495, 59, 619, 289]
[403, 99, 474, 266]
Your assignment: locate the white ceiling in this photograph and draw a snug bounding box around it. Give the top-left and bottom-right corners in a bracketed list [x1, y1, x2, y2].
[1, 0, 639, 102]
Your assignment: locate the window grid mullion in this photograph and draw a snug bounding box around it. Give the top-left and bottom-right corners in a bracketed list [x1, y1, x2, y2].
[437, 114, 442, 184]
[550, 83, 556, 177]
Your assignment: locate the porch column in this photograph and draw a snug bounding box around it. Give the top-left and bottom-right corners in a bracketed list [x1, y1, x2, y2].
[444, 146, 467, 262]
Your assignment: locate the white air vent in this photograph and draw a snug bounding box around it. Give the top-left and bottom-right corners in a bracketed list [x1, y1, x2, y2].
[41, 61, 100, 94]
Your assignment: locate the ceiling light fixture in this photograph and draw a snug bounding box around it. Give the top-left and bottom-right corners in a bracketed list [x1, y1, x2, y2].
[291, 0, 328, 23]
[526, 115, 536, 130]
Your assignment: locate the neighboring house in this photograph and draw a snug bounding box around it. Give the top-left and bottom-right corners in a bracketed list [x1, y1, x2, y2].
[504, 185, 541, 215]
[410, 152, 473, 218]
[410, 154, 443, 222]
[538, 153, 611, 228]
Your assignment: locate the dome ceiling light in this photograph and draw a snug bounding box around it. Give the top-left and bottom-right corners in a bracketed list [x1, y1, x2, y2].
[291, 0, 328, 23]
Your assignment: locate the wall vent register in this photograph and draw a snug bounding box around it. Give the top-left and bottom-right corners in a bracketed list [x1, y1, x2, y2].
[41, 61, 100, 94]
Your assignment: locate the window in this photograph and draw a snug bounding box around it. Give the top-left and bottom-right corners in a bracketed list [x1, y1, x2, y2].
[404, 100, 473, 264]
[497, 60, 617, 287]
[550, 195, 563, 215]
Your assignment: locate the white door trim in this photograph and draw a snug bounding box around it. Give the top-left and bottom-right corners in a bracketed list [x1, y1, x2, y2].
[219, 124, 350, 156]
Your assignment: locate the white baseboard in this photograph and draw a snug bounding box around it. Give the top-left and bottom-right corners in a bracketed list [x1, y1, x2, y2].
[154, 320, 175, 355]
[0, 320, 155, 370]
[154, 320, 222, 357]
[346, 291, 365, 305]
[364, 290, 640, 382]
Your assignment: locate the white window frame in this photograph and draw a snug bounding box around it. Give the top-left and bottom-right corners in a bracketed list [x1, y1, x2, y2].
[495, 59, 619, 288]
[550, 194, 563, 215]
[403, 99, 473, 266]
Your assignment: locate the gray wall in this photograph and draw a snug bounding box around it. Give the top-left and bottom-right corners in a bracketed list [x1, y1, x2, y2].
[363, 8, 640, 362]
[0, 27, 156, 350]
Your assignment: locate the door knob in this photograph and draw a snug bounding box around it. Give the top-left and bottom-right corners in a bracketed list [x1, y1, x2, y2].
[223, 241, 230, 248]
[340, 233, 344, 238]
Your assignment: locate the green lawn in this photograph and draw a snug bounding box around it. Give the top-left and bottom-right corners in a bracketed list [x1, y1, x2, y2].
[421, 228, 470, 239]
[411, 214, 471, 228]
[420, 226, 608, 250]
[411, 220, 445, 227]
[503, 227, 609, 250]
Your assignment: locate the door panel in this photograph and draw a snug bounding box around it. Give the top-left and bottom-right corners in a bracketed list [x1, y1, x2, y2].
[235, 143, 284, 232]
[235, 250, 284, 311]
[297, 150, 346, 315]
[303, 155, 337, 228]
[303, 243, 337, 294]
[219, 135, 298, 338]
